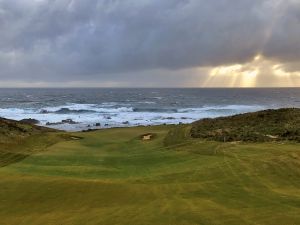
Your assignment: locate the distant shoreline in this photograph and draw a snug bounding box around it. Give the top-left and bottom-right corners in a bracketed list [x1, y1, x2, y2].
[9, 107, 299, 134]
[1, 88, 299, 131]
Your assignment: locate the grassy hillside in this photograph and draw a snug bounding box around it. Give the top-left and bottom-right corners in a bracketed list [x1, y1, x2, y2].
[0, 117, 53, 143]
[0, 112, 299, 224]
[191, 108, 300, 142]
[0, 118, 69, 167]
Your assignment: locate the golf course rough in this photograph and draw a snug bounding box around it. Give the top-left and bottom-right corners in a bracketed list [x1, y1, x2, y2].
[0, 118, 299, 224]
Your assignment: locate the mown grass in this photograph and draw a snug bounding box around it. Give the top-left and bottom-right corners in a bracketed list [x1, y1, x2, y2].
[0, 133, 72, 167]
[0, 123, 300, 225]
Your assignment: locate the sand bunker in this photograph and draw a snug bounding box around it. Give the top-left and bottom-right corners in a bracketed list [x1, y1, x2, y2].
[141, 133, 155, 141]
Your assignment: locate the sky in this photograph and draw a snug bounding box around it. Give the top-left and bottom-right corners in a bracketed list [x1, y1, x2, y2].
[0, 0, 300, 87]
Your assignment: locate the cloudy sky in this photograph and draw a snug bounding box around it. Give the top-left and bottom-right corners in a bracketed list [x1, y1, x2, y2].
[0, 0, 300, 87]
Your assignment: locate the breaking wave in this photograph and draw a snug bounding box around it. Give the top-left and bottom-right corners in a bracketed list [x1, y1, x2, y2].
[0, 103, 266, 131]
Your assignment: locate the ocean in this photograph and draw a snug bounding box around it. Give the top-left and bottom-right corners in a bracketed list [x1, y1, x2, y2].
[0, 88, 299, 131]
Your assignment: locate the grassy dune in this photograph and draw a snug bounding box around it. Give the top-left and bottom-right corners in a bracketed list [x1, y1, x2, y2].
[191, 108, 300, 142]
[0, 112, 300, 224]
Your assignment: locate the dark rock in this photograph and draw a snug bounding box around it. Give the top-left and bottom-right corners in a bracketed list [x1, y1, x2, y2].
[165, 117, 175, 120]
[40, 109, 49, 114]
[61, 119, 77, 124]
[46, 121, 63, 126]
[82, 129, 94, 132]
[46, 119, 78, 126]
[82, 128, 100, 132]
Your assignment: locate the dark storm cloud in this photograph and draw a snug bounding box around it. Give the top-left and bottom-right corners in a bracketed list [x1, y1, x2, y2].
[263, 0, 300, 70]
[0, 0, 299, 83]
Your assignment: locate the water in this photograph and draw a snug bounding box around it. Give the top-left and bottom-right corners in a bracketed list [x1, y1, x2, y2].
[0, 88, 299, 131]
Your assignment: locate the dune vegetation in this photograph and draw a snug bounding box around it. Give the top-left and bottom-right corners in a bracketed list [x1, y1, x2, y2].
[0, 109, 300, 225]
[191, 108, 300, 142]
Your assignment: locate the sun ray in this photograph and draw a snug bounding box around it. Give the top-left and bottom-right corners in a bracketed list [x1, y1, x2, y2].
[203, 54, 300, 87]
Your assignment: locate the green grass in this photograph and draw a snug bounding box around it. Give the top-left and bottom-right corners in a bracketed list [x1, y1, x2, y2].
[0, 123, 299, 225]
[0, 117, 67, 167]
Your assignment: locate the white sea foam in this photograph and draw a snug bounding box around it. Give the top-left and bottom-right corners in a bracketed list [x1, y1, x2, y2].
[41, 103, 134, 113]
[0, 103, 266, 131]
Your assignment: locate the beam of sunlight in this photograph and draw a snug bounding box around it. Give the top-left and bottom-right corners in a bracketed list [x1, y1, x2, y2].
[203, 55, 300, 87]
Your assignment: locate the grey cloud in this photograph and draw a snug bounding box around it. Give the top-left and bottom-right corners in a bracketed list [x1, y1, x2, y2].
[263, 0, 300, 66]
[0, 0, 299, 84]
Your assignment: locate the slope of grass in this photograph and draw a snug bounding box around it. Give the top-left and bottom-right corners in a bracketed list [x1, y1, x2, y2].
[0, 117, 55, 144]
[191, 108, 300, 142]
[0, 123, 300, 225]
[0, 118, 70, 167]
[163, 124, 191, 147]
